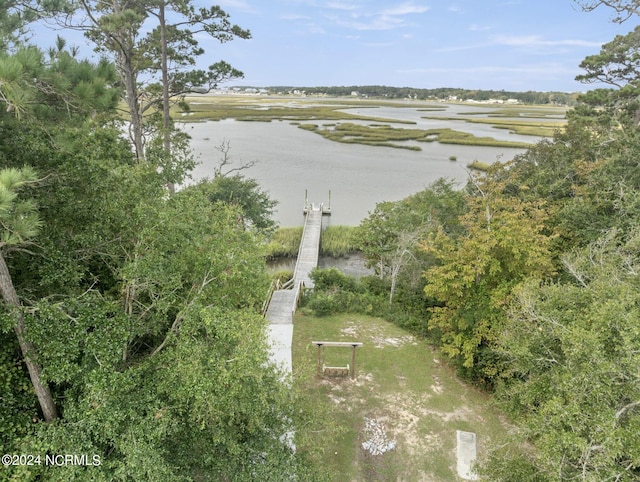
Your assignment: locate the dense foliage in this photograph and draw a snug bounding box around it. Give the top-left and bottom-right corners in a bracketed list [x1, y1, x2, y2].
[0, 7, 322, 481]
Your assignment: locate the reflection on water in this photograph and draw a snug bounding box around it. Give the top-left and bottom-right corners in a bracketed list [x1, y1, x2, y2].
[184, 104, 536, 226]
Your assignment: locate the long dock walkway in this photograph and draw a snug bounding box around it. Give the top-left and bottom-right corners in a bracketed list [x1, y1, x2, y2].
[265, 203, 328, 375]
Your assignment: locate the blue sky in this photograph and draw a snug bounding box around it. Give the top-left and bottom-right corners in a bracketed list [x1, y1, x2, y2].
[189, 0, 634, 92]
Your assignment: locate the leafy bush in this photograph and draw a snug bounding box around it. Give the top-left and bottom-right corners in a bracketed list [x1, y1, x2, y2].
[360, 275, 390, 296]
[307, 293, 341, 316]
[310, 267, 360, 292]
[305, 270, 431, 335]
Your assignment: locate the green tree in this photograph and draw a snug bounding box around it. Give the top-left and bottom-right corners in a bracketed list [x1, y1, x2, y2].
[69, 0, 250, 163]
[574, 0, 640, 23]
[575, 26, 640, 129]
[141, 1, 249, 180]
[192, 175, 278, 234]
[422, 169, 555, 382]
[0, 167, 58, 421]
[494, 229, 640, 481]
[0, 44, 119, 121]
[356, 179, 465, 304]
[0, 124, 319, 479]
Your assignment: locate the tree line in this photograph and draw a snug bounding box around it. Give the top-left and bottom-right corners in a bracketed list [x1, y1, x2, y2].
[242, 85, 579, 105]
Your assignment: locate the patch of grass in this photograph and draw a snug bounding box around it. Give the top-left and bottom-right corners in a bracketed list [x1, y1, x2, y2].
[467, 160, 491, 172]
[177, 97, 417, 124]
[320, 225, 360, 257]
[422, 115, 564, 137]
[271, 269, 294, 285]
[299, 123, 532, 150]
[463, 117, 562, 137]
[292, 313, 512, 481]
[266, 227, 303, 258]
[458, 105, 568, 119]
[435, 128, 532, 148]
[267, 225, 359, 260]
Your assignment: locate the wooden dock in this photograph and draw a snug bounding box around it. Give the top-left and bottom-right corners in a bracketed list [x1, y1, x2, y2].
[265, 203, 327, 375]
[293, 207, 322, 288]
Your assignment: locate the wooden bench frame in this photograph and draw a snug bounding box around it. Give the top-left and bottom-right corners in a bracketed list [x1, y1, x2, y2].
[312, 341, 363, 379]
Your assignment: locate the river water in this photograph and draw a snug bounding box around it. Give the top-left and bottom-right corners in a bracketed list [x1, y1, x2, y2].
[184, 103, 542, 226]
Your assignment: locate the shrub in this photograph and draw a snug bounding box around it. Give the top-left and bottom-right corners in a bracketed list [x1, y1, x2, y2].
[310, 268, 359, 292]
[360, 275, 390, 296]
[307, 293, 341, 316]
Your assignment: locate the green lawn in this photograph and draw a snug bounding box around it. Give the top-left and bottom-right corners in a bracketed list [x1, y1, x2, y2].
[292, 313, 513, 481]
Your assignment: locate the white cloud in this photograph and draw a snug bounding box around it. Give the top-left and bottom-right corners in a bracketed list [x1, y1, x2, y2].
[469, 24, 492, 32]
[362, 41, 394, 47]
[307, 23, 327, 34]
[434, 34, 603, 53]
[326, 1, 360, 10]
[381, 3, 431, 16]
[281, 13, 313, 20]
[216, 0, 258, 13]
[397, 63, 576, 77]
[493, 34, 603, 48]
[327, 2, 430, 31]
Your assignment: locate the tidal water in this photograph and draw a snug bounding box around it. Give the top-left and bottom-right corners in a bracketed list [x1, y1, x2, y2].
[184, 103, 540, 226]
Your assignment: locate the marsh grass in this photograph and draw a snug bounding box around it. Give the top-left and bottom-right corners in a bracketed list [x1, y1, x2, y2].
[267, 226, 360, 259]
[266, 227, 303, 259]
[461, 117, 562, 137]
[423, 115, 564, 137]
[467, 160, 491, 171]
[299, 123, 532, 150]
[292, 313, 512, 481]
[177, 97, 417, 124]
[178, 96, 537, 149]
[436, 128, 532, 148]
[320, 225, 360, 257]
[458, 104, 567, 117]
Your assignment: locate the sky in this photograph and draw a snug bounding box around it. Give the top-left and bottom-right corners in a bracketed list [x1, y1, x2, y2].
[197, 0, 635, 92]
[34, 0, 637, 92]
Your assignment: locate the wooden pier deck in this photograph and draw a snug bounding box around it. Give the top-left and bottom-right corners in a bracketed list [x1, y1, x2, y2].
[265, 204, 327, 375]
[293, 207, 322, 288]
